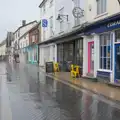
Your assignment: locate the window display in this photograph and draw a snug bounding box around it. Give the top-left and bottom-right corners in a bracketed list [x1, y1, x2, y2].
[100, 33, 111, 70]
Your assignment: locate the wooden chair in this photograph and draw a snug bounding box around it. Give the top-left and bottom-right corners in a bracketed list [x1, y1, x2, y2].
[54, 62, 60, 72]
[70, 64, 80, 78]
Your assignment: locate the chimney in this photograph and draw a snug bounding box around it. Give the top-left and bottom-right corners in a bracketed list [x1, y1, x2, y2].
[22, 20, 26, 26]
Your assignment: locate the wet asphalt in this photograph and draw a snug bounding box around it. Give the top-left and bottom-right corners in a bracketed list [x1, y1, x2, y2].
[1, 62, 120, 120]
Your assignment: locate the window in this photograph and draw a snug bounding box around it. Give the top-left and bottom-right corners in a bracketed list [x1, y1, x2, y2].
[32, 35, 35, 43]
[97, 0, 107, 15]
[50, 0, 53, 7]
[75, 40, 83, 66]
[115, 30, 120, 42]
[50, 16, 53, 36]
[59, 7, 64, 32]
[24, 35, 26, 39]
[100, 33, 111, 70]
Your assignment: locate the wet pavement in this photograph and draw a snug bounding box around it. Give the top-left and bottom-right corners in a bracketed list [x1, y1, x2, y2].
[1, 62, 120, 120]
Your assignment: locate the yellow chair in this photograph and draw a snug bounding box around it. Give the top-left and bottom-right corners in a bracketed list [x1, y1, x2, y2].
[70, 64, 80, 78]
[54, 62, 60, 72]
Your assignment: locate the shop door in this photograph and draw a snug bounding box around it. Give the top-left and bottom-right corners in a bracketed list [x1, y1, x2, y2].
[88, 41, 94, 74]
[115, 44, 120, 83]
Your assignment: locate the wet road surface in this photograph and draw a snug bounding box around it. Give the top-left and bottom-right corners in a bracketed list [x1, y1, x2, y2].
[1, 62, 120, 120]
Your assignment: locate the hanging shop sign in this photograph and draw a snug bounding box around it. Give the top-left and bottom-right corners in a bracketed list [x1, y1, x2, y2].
[72, 7, 84, 18]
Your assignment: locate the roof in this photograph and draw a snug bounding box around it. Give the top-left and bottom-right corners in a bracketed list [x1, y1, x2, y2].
[14, 20, 37, 34]
[18, 21, 40, 41]
[39, 0, 47, 8]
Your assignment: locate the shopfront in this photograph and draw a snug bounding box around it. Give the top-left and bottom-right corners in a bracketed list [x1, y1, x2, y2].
[83, 13, 120, 83]
[28, 45, 38, 64]
[57, 39, 83, 71]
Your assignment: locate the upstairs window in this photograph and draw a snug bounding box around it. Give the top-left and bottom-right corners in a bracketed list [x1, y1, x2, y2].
[49, 16, 53, 36]
[97, 0, 107, 15]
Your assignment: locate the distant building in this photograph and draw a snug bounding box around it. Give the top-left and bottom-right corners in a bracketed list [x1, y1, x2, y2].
[18, 21, 38, 64]
[12, 20, 37, 62]
[12, 20, 37, 54]
[6, 32, 14, 55]
[0, 40, 6, 60]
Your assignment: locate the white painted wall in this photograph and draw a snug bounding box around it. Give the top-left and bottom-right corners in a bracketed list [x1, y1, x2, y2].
[13, 22, 37, 49]
[0, 44, 6, 56]
[39, 0, 86, 66]
[39, 44, 57, 66]
[19, 33, 29, 49]
[85, 0, 120, 23]
[83, 34, 100, 77]
[40, 0, 86, 42]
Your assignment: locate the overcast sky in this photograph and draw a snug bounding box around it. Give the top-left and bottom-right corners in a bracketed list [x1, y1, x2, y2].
[0, 0, 40, 41]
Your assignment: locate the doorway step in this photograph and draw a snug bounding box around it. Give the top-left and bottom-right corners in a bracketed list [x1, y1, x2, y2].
[83, 73, 97, 82]
[107, 82, 120, 88]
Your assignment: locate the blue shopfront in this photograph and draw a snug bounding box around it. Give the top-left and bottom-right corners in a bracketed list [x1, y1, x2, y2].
[28, 45, 38, 64]
[84, 13, 120, 83]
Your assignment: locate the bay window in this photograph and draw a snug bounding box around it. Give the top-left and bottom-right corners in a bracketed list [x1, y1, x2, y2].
[100, 33, 111, 70]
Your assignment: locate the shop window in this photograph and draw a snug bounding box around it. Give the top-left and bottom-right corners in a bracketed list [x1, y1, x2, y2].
[75, 40, 83, 66]
[57, 44, 63, 63]
[100, 33, 111, 70]
[115, 30, 120, 42]
[97, 0, 106, 15]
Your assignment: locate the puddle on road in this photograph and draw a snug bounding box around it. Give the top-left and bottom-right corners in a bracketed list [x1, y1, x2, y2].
[5, 63, 120, 120]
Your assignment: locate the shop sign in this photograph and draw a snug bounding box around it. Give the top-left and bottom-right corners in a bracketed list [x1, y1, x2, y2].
[107, 20, 120, 28]
[42, 19, 48, 27]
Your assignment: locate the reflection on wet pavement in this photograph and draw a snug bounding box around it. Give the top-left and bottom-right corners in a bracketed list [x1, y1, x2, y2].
[4, 62, 120, 120]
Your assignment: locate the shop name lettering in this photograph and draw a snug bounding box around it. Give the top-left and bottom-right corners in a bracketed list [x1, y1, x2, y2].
[107, 20, 120, 28]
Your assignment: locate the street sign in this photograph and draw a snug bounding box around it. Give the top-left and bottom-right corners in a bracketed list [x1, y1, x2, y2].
[42, 19, 48, 27]
[72, 7, 84, 18]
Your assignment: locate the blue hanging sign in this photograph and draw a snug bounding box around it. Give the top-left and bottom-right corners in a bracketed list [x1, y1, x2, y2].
[42, 19, 48, 27]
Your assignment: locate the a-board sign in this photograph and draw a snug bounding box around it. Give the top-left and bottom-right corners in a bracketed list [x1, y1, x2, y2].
[46, 62, 54, 73]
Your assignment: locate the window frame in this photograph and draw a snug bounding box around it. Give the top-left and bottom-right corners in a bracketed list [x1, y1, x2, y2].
[97, 0, 107, 15]
[99, 32, 111, 70]
[49, 16, 53, 36]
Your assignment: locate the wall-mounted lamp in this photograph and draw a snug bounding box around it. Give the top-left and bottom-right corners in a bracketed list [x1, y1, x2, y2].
[56, 14, 69, 21]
